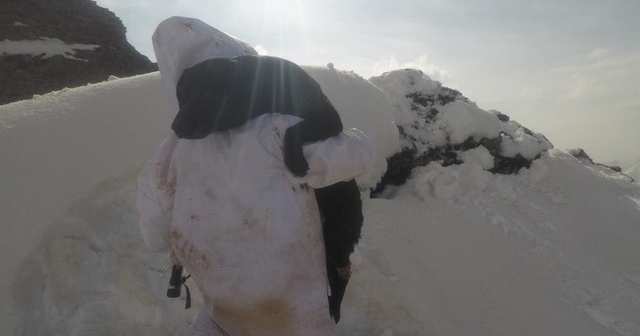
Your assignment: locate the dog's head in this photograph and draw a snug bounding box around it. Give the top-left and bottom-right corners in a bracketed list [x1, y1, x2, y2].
[173, 58, 239, 139]
[172, 55, 342, 139]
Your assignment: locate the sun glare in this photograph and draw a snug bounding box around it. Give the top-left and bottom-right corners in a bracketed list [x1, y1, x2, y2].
[263, 0, 306, 27]
[251, 0, 312, 60]
[265, 0, 304, 26]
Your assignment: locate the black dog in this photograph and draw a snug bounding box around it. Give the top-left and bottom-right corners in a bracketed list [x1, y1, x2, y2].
[174, 55, 363, 322]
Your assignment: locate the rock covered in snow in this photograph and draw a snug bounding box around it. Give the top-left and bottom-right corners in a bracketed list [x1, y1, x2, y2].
[567, 148, 596, 165]
[369, 69, 553, 195]
[0, 0, 157, 105]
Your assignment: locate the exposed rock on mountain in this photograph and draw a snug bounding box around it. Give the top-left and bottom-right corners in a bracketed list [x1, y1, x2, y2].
[370, 69, 553, 195]
[568, 148, 634, 182]
[0, 0, 157, 105]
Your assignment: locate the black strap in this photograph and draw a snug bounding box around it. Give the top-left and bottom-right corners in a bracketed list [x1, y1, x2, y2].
[181, 274, 192, 309]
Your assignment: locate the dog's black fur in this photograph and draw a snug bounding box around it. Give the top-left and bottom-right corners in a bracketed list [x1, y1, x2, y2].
[174, 55, 363, 322]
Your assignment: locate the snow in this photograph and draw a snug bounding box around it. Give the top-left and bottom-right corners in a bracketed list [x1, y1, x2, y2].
[438, 101, 501, 145]
[2, 65, 640, 336]
[0, 38, 100, 61]
[0, 73, 172, 334]
[369, 69, 550, 165]
[458, 145, 495, 170]
[500, 120, 550, 160]
[370, 69, 554, 183]
[370, 69, 446, 150]
[302, 65, 400, 189]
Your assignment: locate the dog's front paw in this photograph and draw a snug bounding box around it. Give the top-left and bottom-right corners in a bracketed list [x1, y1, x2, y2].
[283, 126, 309, 177]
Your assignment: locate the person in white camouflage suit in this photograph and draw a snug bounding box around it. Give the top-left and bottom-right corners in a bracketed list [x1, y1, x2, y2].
[136, 17, 374, 336]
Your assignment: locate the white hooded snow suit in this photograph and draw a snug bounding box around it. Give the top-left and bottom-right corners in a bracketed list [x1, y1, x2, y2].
[136, 17, 374, 336]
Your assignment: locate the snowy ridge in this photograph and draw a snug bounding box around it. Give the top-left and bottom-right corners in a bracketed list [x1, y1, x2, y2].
[3, 67, 640, 336]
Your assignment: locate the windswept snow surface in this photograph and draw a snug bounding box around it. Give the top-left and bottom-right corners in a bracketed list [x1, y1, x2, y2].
[0, 73, 172, 334]
[3, 67, 640, 336]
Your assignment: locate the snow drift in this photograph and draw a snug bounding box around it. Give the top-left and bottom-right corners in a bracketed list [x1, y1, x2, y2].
[2, 66, 640, 336]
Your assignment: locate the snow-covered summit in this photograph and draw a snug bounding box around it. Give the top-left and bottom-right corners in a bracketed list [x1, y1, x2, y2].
[370, 69, 553, 194]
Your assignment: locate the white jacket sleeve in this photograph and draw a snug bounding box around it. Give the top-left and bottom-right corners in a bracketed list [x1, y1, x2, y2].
[135, 135, 178, 252]
[302, 128, 375, 189]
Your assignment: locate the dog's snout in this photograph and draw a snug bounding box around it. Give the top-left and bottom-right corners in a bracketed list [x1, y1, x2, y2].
[171, 117, 195, 139]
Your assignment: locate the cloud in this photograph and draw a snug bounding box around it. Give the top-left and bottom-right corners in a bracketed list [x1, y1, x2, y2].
[513, 49, 640, 106]
[371, 54, 451, 83]
[557, 49, 640, 103]
[518, 86, 543, 100]
[254, 44, 268, 55]
[586, 48, 613, 60]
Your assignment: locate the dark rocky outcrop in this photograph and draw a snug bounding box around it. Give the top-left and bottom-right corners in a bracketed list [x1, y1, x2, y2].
[567, 148, 596, 165]
[0, 0, 157, 105]
[568, 148, 629, 177]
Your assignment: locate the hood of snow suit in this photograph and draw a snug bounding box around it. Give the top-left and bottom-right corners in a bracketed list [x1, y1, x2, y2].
[152, 16, 257, 112]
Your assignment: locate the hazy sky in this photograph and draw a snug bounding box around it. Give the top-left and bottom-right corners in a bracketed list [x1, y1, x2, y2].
[95, 0, 640, 165]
